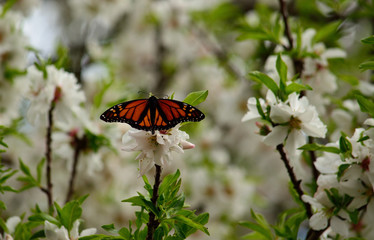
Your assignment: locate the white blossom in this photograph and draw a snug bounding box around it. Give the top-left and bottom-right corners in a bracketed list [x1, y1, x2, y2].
[0, 216, 21, 240]
[26, 65, 85, 127]
[122, 125, 195, 176]
[263, 93, 327, 156]
[301, 28, 346, 114]
[44, 220, 96, 240]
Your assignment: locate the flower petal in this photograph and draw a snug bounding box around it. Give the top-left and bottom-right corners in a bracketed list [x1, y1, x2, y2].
[263, 125, 288, 146]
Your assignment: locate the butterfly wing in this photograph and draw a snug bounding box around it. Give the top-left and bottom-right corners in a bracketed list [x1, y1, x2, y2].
[100, 99, 152, 131]
[153, 99, 205, 131]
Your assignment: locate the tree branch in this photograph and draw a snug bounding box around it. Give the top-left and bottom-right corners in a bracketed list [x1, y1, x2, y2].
[65, 134, 86, 203]
[278, 0, 293, 50]
[308, 136, 319, 181]
[45, 100, 55, 212]
[276, 144, 312, 217]
[146, 164, 162, 240]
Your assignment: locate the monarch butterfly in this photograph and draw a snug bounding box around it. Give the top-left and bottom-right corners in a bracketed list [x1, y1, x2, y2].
[100, 96, 205, 134]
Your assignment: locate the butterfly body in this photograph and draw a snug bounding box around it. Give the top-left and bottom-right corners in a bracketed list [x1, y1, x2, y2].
[100, 96, 205, 134]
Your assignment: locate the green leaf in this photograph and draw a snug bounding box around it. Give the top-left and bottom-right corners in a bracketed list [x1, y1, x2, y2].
[298, 143, 340, 154]
[17, 159, 38, 190]
[94, 78, 114, 109]
[0, 216, 8, 233]
[102, 224, 118, 233]
[242, 232, 270, 240]
[28, 213, 59, 226]
[118, 227, 131, 238]
[237, 29, 273, 41]
[36, 158, 45, 184]
[19, 159, 32, 177]
[355, 94, 374, 117]
[183, 90, 208, 106]
[240, 209, 274, 240]
[337, 164, 350, 181]
[30, 230, 45, 239]
[174, 215, 210, 236]
[0, 168, 17, 185]
[54, 44, 69, 69]
[158, 170, 181, 197]
[1, 0, 18, 17]
[276, 54, 288, 95]
[0, 138, 8, 148]
[85, 130, 113, 153]
[80, 235, 125, 240]
[0, 200, 6, 210]
[339, 135, 352, 156]
[14, 222, 32, 240]
[240, 222, 273, 240]
[313, 21, 341, 43]
[55, 200, 82, 231]
[122, 196, 146, 207]
[285, 82, 312, 94]
[359, 61, 374, 71]
[338, 74, 359, 86]
[249, 71, 279, 97]
[361, 36, 374, 44]
[142, 174, 152, 196]
[77, 194, 89, 205]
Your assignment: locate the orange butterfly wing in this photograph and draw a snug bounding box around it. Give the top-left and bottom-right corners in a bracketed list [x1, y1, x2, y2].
[100, 97, 205, 133]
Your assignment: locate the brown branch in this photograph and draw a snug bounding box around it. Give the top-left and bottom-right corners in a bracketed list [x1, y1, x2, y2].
[146, 164, 162, 240]
[308, 136, 319, 181]
[278, 0, 293, 50]
[65, 135, 86, 203]
[276, 144, 312, 217]
[306, 229, 325, 240]
[45, 101, 55, 212]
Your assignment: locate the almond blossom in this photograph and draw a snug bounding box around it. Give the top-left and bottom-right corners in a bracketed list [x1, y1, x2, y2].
[263, 93, 327, 156]
[44, 220, 96, 240]
[122, 125, 195, 176]
[25, 65, 85, 128]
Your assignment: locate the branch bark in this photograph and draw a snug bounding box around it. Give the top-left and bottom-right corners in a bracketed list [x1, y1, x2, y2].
[45, 101, 55, 212]
[65, 134, 86, 203]
[276, 144, 312, 217]
[146, 164, 162, 240]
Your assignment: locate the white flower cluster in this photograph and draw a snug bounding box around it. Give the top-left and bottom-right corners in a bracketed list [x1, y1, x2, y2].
[301, 29, 346, 115]
[25, 65, 85, 128]
[302, 122, 374, 238]
[122, 125, 195, 176]
[243, 91, 327, 157]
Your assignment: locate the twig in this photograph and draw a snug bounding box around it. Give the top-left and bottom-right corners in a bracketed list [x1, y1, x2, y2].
[306, 229, 326, 240]
[65, 135, 86, 203]
[308, 136, 319, 181]
[45, 101, 55, 212]
[278, 0, 293, 50]
[146, 164, 162, 240]
[276, 144, 312, 217]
